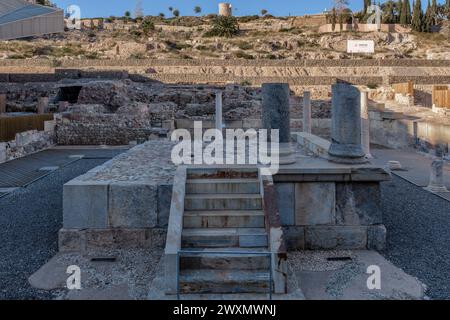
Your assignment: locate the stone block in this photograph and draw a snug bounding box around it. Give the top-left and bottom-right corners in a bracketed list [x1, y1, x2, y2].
[305, 226, 367, 250]
[335, 182, 382, 225]
[282, 226, 305, 250]
[108, 183, 158, 228]
[157, 184, 172, 228]
[295, 182, 335, 226]
[44, 120, 56, 133]
[367, 225, 387, 251]
[63, 180, 109, 229]
[275, 183, 295, 226]
[58, 228, 85, 252]
[84, 229, 152, 250]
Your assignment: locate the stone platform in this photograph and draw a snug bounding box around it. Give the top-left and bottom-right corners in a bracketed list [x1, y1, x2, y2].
[60, 136, 390, 252]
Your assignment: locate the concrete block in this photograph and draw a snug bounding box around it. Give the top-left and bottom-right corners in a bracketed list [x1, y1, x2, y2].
[335, 182, 382, 225]
[108, 183, 158, 228]
[295, 182, 335, 226]
[243, 119, 261, 129]
[305, 226, 367, 250]
[282, 226, 305, 250]
[275, 183, 295, 226]
[63, 180, 109, 229]
[84, 228, 152, 250]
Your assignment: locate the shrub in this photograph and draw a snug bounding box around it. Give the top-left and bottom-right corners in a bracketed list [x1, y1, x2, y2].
[141, 17, 155, 36]
[234, 51, 254, 59]
[204, 16, 239, 38]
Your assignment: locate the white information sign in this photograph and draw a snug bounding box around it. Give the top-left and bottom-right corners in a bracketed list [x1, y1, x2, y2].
[347, 40, 375, 54]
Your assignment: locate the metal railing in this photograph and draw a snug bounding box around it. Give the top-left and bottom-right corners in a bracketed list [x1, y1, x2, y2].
[176, 250, 273, 300]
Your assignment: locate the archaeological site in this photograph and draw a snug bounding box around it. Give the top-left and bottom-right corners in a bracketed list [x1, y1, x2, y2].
[1, 0, 450, 309]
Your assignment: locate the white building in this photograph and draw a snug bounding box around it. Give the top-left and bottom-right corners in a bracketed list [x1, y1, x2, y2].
[0, 0, 64, 40]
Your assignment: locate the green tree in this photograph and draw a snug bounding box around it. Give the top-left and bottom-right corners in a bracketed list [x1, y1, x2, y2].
[411, 0, 423, 31]
[194, 6, 202, 15]
[331, 7, 337, 31]
[430, 0, 438, 25]
[205, 16, 239, 37]
[159, 12, 165, 18]
[124, 11, 131, 24]
[173, 9, 180, 17]
[405, 0, 412, 23]
[422, 0, 432, 32]
[400, 0, 408, 24]
[261, 9, 268, 16]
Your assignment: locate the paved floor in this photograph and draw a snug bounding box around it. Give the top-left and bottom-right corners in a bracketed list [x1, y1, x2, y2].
[0, 148, 125, 300]
[371, 147, 450, 201]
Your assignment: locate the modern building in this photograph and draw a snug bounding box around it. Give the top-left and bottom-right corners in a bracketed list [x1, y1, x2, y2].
[0, 0, 64, 40]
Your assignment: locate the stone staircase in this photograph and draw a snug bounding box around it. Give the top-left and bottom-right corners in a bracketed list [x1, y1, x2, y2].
[178, 171, 273, 295]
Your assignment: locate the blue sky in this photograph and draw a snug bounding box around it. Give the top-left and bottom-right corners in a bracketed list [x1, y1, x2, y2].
[52, 0, 445, 18]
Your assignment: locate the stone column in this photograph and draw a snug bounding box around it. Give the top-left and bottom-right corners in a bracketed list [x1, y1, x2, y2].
[426, 158, 448, 193]
[328, 83, 367, 164]
[360, 90, 372, 158]
[37, 97, 49, 114]
[0, 94, 6, 114]
[215, 91, 223, 131]
[261, 83, 295, 164]
[303, 91, 311, 134]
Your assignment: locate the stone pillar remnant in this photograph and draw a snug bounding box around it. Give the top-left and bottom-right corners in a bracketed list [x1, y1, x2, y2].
[0, 94, 6, 114]
[303, 91, 311, 134]
[261, 83, 296, 164]
[360, 90, 372, 158]
[215, 91, 223, 131]
[328, 83, 368, 164]
[426, 158, 448, 193]
[37, 97, 49, 114]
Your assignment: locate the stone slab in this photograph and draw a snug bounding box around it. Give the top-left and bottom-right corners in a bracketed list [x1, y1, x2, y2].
[295, 182, 336, 226]
[335, 182, 382, 226]
[275, 183, 295, 226]
[63, 180, 109, 229]
[304, 226, 368, 250]
[108, 183, 158, 228]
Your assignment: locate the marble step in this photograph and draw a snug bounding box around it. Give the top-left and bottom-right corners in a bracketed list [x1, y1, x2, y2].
[186, 178, 260, 195]
[179, 269, 271, 294]
[184, 210, 265, 228]
[185, 194, 262, 211]
[180, 248, 271, 270]
[182, 228, 268, 248]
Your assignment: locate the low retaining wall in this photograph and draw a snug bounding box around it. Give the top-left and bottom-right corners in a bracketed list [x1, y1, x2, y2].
[1, 58, 448, 68]
[0, 120, 56, 164]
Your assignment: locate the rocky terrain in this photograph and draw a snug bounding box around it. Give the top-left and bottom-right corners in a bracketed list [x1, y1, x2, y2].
[1, 16, 449, 62]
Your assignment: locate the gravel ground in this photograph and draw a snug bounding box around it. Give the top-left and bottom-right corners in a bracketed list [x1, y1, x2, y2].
[380, 175, 450, 300]
[0, 159, 107, 300]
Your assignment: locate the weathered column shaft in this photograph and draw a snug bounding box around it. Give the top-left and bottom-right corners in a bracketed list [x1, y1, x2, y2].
[328, 83, 367, 164]
[215, 91, 223, 131]
[37, 97, 49, 114]
[303, 91, 311, 134]
[0, 94, 6, 114]
[360, 90, 372, 158]
[261, 83, 291, 143]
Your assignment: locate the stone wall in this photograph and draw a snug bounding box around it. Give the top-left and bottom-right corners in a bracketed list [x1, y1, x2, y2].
[0, 120, 56, 164]
[277, 181, 386, 251]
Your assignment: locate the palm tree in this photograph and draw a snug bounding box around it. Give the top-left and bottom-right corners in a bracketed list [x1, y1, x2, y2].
[261, 9, 268, 16]
[194, 6, 202, 15]
[173, 9, 180, 17]
[124, 11, 131, 24]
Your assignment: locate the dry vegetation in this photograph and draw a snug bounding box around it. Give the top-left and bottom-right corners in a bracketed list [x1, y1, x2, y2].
[0, 15, 449, 61]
